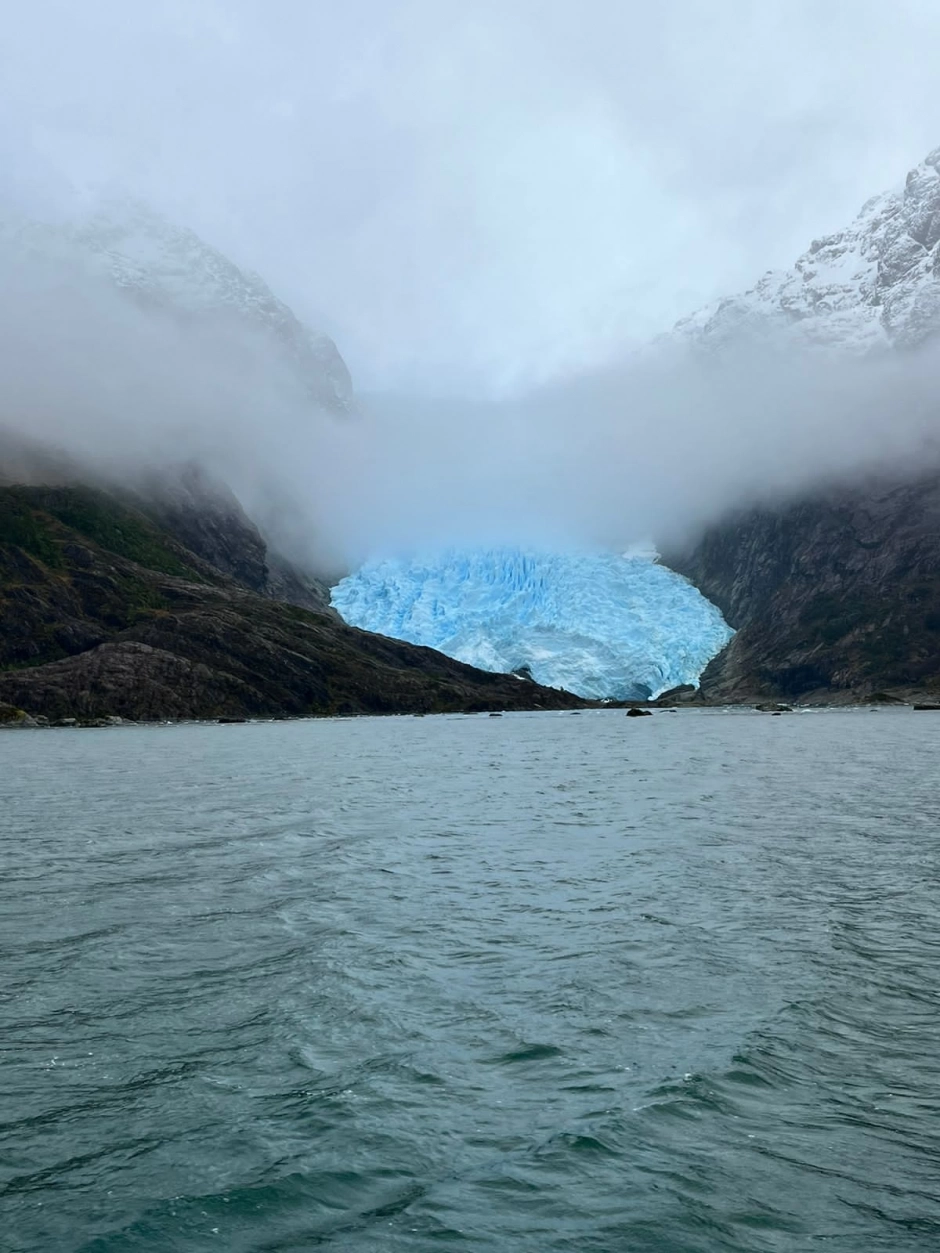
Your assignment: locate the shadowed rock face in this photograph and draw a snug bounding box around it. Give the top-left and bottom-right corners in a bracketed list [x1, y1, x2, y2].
[134, 464, 334, 613]
[0, 431, 337, 615]
[668, 472, 940, 703]
[0, 482, 587, 720]
[136, 465, 270, 592]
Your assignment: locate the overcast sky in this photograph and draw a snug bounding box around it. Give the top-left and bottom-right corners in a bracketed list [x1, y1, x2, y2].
[3, 0, 940, 395]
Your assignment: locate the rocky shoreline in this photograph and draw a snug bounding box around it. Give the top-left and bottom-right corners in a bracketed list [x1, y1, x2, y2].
[5, 460, 939, 719]
[4, 695, 934, 730]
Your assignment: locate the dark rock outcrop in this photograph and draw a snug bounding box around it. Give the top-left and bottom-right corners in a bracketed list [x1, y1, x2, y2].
[653, 683, 697, 705]
[0, 700, 29, 724]
[669, 471, 940, 703]
[135, 464, 334, 612]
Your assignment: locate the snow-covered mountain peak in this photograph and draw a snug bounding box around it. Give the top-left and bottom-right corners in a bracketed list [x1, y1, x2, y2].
[675, 146, 940, 356]
[2, 198, 353, 414]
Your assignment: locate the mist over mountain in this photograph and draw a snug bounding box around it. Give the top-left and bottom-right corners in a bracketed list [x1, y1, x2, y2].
[3, 4, 940, 573]
[8, 2, 940, 387]
[3, 3, 940, 711]
[0, 209, 352, 567]
[2, 199, 352, 410]
[3, 153, 940, 576]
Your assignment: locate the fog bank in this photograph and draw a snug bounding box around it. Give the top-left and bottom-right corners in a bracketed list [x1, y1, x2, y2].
[3, 1, 940, 566]
[2, 234, 938, 571]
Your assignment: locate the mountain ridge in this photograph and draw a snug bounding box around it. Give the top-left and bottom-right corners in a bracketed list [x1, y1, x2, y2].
[675, 147, 940, 355]
[1, 198, 353, 415]
[669, 144, 940, 701]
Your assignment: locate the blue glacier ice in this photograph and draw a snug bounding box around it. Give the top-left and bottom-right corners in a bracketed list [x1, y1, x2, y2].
[330, 548, 733, 701]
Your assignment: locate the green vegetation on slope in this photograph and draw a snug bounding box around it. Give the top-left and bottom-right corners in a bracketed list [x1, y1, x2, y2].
[0, 489, 64, 568]
[16, 486, 206, 579]
[0, 485, 211, 672]
[0, 481, 584, 719]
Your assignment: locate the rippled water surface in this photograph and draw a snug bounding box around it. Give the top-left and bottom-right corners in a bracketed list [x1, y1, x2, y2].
[3, 710, 940, 1251]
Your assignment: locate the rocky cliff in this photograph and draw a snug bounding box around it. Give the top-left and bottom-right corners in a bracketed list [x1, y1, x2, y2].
[669, 471, 940, 703]
[133, 464, 334, 613]
[0, 481, 586, 721]
[667, 146, 940, 701]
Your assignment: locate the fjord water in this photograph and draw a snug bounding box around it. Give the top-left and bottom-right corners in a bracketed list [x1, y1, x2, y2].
[3, 712, 939, 1252]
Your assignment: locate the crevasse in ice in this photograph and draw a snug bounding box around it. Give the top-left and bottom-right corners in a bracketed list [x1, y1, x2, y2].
[330, 548, 733, 700]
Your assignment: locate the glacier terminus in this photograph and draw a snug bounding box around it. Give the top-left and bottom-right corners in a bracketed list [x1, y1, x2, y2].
[331, 548, 734, 701]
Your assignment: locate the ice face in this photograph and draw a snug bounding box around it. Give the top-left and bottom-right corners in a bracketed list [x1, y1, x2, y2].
[330, 548, 733, 700]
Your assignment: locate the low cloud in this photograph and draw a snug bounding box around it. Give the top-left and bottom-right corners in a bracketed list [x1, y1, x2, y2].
[2, 234, 937, 573]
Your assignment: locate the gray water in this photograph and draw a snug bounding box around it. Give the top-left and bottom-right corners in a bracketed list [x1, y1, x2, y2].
[2, 709, 939, 1252]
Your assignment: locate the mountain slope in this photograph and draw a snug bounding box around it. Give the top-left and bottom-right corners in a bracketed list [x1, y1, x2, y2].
[669, 472, 940, 703]
[1, 199, 353, 414]
[0, 484, 586, 720]
[676, 148, 940, 354]
[132, 464, 335, 613]
[0, 434, 336, 614]
[665, 145, 940, 701]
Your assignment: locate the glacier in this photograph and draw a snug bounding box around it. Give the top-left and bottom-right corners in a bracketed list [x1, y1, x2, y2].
[330, 548, 733, 701]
